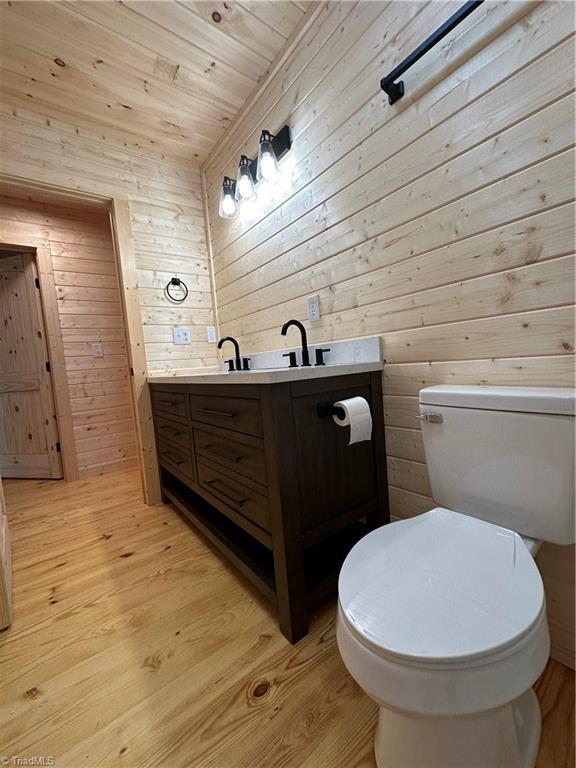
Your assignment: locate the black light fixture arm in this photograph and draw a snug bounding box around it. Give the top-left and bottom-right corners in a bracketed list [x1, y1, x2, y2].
[380, 0, 484, 105]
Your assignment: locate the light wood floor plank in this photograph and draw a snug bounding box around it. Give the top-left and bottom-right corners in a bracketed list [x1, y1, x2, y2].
[0, 470, 573, 767]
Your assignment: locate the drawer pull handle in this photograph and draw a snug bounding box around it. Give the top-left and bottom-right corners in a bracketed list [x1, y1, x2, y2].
[202, 444, 242, 463]
[160, 426, 181, 436]
[161, 450, 185, 467]
[159, 400, 180, 408]
[197, 408, 236, 418]
[205, 479, 246, 507]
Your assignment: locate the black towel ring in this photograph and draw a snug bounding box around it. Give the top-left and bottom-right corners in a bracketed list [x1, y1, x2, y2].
[165, 277, 189, 303]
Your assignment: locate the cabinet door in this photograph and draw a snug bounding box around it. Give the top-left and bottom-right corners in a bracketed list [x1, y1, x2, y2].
[291, 384, 377, 533]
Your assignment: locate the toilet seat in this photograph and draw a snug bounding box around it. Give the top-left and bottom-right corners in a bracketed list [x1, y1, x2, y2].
[337, 509, 550, 716]
[339, 508, 545, 665]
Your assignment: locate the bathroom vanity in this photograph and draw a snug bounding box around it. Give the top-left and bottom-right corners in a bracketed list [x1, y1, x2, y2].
[148, 363, 388, 642]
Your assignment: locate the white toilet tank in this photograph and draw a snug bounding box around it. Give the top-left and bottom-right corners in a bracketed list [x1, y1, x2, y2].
[419, 386, 575, 545]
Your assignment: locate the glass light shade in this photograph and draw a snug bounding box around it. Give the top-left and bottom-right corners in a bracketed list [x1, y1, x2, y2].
[257, 129, 279, 182]
[219, 177, 239, 219]
[235, 155, 256, 201]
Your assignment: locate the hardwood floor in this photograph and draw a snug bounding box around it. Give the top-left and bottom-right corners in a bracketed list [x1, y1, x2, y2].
[0, 470, 573, 767]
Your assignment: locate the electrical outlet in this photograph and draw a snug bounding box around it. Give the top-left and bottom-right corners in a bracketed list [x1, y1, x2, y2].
[172, 327, 191, 345]
[206, 325, 217, 343]
[307, 294, 321, 322]
[91, 342, 104, 358]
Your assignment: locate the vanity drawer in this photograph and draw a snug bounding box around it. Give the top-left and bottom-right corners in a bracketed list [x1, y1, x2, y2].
[155, 414, 191, 451]
[194, 429, 266, 484]
[157, 440, 195, 483]
[197, 461, 269, 532]
[189, 394, 262, 437]
[152, 391, 189, 420]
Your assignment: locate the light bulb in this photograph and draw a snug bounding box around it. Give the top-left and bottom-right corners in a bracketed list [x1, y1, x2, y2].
[221, 194, 237, 216]
[238, 174, 254, 199]
[259, 151, 278, 181]
[257, 129, 279, 182]
[235, 155, 256, 201]
[219, 176, 239, 218]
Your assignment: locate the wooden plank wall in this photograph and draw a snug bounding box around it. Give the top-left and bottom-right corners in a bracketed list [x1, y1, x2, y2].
[0, 196, 138, 479]
[0, 107, 217, 375]
[203, 1, 575, 666]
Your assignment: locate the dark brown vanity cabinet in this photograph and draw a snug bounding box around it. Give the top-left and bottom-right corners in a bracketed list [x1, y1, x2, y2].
[150, 371, 389, 643]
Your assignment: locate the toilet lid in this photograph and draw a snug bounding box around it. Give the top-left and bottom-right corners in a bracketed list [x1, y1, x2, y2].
[338, 508, 545, 663]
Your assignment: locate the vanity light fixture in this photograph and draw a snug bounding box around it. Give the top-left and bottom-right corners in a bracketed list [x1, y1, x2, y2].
[235, 155, 257, 201]
[218, 125, 292, 218]
[219, 176, 239, 218]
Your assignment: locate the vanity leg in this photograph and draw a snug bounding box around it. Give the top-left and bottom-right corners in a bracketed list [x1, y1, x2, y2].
[262, 383, 308, 643]
[272, 534, 308, 643]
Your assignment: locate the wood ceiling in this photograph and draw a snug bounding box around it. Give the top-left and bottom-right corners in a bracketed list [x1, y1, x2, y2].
[0, 1, 310, 163]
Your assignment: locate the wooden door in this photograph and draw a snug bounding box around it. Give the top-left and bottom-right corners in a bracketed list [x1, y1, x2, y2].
[0, 252, 62, 478]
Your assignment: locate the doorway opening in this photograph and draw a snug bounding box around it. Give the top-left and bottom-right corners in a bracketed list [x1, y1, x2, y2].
[0, 246, 63, 478]
[0, 180, 162, 505]
[0, 193, 140, 485]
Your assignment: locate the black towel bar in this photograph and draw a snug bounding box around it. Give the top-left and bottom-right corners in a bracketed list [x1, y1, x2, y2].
[380, 0, 484, 105]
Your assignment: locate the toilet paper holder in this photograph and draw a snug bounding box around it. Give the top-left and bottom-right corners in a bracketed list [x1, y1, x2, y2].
[317, 402, 346, 420]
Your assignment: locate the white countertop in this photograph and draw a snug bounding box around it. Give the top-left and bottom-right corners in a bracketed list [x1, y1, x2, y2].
[148, 361, 383, 386]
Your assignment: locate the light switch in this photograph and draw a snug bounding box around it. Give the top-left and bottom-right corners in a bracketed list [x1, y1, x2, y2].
[308, 294, 321, 322]
[172, 327, 191, 345]
[92, 342, 104, 358]
[206, 325, 217, 343]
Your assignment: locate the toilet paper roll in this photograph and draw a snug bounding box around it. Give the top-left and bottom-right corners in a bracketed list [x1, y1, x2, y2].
[332, 397, 372, 445]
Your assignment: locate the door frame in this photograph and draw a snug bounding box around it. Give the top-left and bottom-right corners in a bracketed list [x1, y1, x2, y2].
[0, 179, 161, 504]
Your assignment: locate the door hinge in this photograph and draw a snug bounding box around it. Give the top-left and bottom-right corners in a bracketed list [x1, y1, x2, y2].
[56, 442, 61, 453]
[130, 367, 134, 376]
[34, 277, 40, 289]
[45, 361, 51, 373]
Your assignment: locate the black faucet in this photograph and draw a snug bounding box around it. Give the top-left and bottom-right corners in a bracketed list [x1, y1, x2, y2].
[217, 336, 242, 371]
[281, 319, 311, 367]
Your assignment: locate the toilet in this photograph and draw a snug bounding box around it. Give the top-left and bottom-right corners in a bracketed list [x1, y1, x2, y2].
[337, 385, 575, 768]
